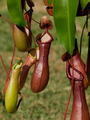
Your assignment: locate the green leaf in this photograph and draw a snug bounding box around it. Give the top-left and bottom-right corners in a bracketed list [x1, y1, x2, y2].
[80, 0, 90, 9]
[53, 0, 79, 55]
[7, 0, 27, 27]
[47, 0, 53, 5]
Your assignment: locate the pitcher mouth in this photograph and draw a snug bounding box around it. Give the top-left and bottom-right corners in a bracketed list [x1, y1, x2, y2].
[12, 60, 23, 70]
[37, 30, 53, 44]
[29, 48, 39, 60]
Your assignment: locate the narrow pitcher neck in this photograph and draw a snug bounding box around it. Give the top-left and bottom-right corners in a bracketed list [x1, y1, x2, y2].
[38, 42, 51, 63]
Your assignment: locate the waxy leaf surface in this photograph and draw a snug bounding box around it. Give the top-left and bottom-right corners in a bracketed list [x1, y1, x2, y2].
[7, 0, 27, 27]
[53, 0, 79, 55]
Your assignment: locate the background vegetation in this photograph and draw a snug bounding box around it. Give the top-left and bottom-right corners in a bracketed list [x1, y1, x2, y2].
[0, 0, 90, 120]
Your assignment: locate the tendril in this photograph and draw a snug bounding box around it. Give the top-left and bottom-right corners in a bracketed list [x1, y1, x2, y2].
[31, 18, 40, 24]
[0, 14, 13, 29]
[0, 55, 8, 75]
[4, 45, 15, 92]
[80, 14, 90, 56]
